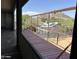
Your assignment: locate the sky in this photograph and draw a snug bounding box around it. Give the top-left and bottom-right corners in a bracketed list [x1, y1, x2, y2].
[22, 0, 76, 18]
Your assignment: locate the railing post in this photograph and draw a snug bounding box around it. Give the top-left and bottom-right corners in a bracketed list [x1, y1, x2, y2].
[47, 13, 50, 41]
[57, 33, 59, 44]
[37, 16, 38, 33]
[37, 16, 38, 26]
[31, 16, 32, 26]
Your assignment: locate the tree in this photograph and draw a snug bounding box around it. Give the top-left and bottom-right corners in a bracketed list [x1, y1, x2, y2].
[41, 18, 47, 22]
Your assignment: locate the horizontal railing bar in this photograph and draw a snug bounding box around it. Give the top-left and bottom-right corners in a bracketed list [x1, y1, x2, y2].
[31, 6, 76, 17]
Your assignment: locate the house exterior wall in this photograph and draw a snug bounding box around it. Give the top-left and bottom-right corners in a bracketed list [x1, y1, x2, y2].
[1, 11, 14, 30]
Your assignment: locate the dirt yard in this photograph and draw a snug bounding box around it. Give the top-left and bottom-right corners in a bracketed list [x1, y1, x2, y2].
[47, 36, 72, 52]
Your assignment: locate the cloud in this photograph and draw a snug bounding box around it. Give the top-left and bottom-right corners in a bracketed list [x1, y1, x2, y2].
[14, 10, 40, 16]
[22, 11, 40, 16]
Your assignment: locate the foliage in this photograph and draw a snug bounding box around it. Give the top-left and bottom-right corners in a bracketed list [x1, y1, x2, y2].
[41, 18, 47, 22]
[22, 12, 74, 33]
[22, 15, 31, 29]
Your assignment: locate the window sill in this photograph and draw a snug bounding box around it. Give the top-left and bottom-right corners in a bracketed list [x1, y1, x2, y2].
[22, 29, 69, 59]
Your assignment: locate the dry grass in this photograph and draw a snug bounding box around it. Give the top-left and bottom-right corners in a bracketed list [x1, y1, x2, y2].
[47, 36, 72, 52]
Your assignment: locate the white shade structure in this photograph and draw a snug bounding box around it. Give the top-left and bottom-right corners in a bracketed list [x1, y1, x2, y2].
[40, 22, 58, 28]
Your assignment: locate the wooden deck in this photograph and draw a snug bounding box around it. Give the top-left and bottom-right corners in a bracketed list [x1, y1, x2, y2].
[22, 29, 70, 59]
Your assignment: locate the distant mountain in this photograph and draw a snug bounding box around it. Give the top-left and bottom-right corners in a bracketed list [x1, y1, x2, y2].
[51, 12, 74, 20]
[22, 11, 39, 16]
[48, 12, 74, 33]
[49, 12, 74, 27]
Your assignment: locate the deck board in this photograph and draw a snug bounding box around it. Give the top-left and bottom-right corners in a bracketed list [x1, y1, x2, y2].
[22, 29, 70, 59]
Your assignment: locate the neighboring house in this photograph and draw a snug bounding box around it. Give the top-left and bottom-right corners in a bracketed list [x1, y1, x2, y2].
[40, 21, 58, 28]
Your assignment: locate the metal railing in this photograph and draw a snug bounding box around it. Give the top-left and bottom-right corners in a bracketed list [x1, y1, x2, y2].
[22, 6, 76, 53]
